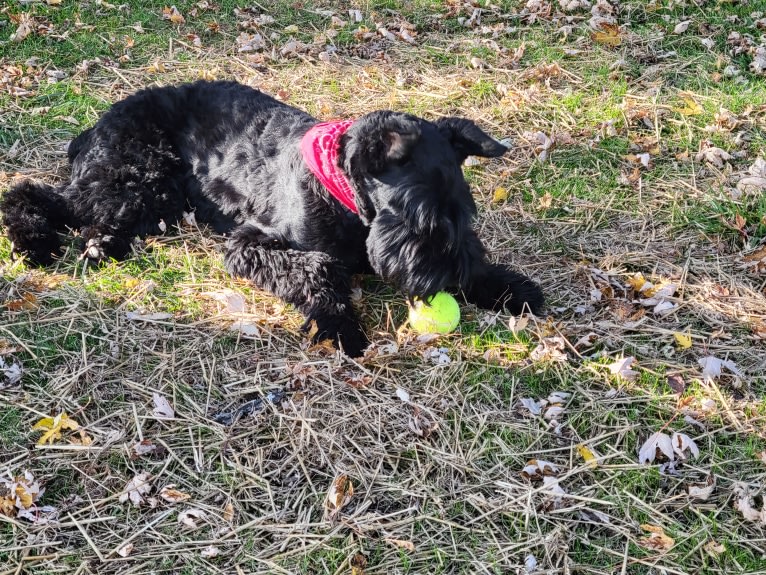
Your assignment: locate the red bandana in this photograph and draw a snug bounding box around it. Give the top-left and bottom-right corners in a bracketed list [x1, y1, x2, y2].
[301, 120, 358, 214]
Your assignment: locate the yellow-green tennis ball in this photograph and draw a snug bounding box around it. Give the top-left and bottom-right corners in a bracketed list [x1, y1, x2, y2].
[408, 292, 460, 334]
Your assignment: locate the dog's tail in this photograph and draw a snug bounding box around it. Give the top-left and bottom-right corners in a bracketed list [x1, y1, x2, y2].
[0, 180, 78, 265]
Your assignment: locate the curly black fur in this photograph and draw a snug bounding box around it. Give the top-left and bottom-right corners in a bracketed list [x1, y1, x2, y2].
[1, 80, 544, 356]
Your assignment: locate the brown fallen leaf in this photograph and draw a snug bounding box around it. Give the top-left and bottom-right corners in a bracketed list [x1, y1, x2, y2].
[6, 293, 38, 311]
[704, 540, 725, 557]
[385, 538, 415, 551]
[324, 474, 354, 519]
[222, 501, 235, 522]
[638, 524, 674, 551]
[350, 552, 368, 575]
[667, 374, 686, 395]
[521, 459, 559, 480]
[162, 5, 186, 25]
[160, 485, 191, 503]
[10, 13, 34, 42]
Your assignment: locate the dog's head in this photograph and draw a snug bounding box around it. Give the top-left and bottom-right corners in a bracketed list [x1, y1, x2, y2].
[338, 111, 508, 300]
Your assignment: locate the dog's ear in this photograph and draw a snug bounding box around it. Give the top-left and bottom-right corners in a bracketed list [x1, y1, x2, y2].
[343, 112, 421, 176]
[435, 117, 508, 163]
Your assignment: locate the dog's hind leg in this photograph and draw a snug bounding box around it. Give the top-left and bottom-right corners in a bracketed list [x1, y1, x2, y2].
[224, 224, 369, 357]
[65, 139, 188, 262]
[0, 180, 79, 265]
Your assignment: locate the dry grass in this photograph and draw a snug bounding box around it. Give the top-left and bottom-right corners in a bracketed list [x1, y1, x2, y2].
[2, 1, 766, 574]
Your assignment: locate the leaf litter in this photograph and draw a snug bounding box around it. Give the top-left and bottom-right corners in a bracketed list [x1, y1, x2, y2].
[1, 1, 765, 573]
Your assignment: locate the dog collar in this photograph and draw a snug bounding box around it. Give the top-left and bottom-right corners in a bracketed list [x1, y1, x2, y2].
[301, 119, 358, 214]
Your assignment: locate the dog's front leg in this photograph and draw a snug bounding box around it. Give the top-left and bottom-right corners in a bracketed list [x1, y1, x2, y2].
[460, 234, 545, 316]
[463, 261, 544, 315]
[224, 224, 369, 357]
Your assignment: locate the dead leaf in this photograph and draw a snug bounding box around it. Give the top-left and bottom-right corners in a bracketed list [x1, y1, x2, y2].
[1, 471, 44, 519]
[384, 539, 415, 551]
[119, 473, 152, 507]
[639, 432, 674, 464]
[530, 337, 568, 363]
[544, 405, 565, 421]
[152, 393, 174, 419]
[162, 5, 186, 24]
[576, 444, 599, 468]
[69, 429, 93, 446]
[10, 13, 34, 42]
[203, 289, 246, 313]
[704, 540, 725, 557]
[408, 408, 438, 439]
[492, 187, 508, 203]
[229, 319, 260, 336]
[673, 20, 691, 34]
[673, 331, 692, 349]
[160, 485, 191, 503]
[0, 357, 23, 389]
[521, 459, 559, 480]
[591, 23, 622, 47]
[751, 47, 766, 75]
[606, 356, 638, 381]
[324, 474, 354, 519]
[672, 432, 699, 459]
[132, 439, 167, 459]
[351, 552, 368, 575]
[733, 484, 766, 524]
[688, 476, 715, 501]
[33, 412, 79, 445]
[117, 543, 134, 557]
[507, 315, 529, 334]
[639, 524, 675, 551]
[627, 273, 652, 293]
[542, 475, 567, 506]
[222, 501, 235, 522]
[5, 293, 38, 311]
[178, 508, 207, 529]
[698, 356, 743, 383]
[695, 142, 732, 168]
[520, 397, 543, 416]
[667, 374, 686, 394]
[675, 95, 703, 116]
[200, 546, 220, 558]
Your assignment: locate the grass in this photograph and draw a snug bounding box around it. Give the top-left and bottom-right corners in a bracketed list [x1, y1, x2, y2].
[2, 0, 766, 574]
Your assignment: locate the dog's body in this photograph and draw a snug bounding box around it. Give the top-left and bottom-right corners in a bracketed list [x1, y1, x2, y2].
[1, 80, 543, 356]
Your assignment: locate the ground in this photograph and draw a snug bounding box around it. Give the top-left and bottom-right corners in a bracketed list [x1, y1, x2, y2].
[1, 1, 765, 574]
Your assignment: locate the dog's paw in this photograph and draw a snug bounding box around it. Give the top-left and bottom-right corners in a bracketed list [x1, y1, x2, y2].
[302, 313, 370, 358]
[79, 237, 107, 261]
[465, 264, 544, 316]
[79, 232, 132, 262]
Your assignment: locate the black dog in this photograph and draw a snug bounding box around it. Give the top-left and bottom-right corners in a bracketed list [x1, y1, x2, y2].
[1, 80, 543, 356]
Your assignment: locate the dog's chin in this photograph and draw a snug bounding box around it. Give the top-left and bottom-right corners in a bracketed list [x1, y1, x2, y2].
[366, 211, 467, 301]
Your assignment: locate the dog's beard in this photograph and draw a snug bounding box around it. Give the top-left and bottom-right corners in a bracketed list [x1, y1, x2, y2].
[366, 208, 479, 300]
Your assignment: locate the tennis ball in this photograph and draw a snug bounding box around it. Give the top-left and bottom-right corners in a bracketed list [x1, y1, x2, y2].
[408, 292, 460, 334]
